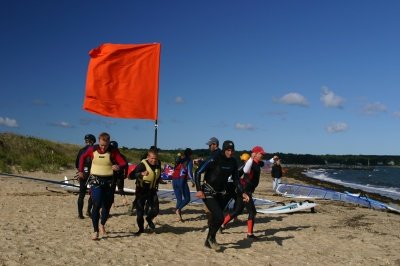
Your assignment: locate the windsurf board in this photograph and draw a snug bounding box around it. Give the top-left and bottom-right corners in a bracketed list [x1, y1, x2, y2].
[257, 201, 317, 214]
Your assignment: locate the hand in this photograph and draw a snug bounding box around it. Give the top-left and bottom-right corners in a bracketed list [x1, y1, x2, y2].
[242, 193, 250, 203]
[196, 191, 205, 199]
[142, 170, 149, 176]
[112, 164, 120, 171]
[193, 158, 203, 166]
[78, 172, 84, 180]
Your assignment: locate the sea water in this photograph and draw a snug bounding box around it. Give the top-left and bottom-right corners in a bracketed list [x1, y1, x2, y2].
[302, 167, 400, 200]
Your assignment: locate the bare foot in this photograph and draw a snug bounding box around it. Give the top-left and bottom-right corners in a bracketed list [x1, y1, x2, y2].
[122, 197, 128, 206]
[100, 224, 107, 237]
[175, 209, 183, 222]
[92, 232, 99, 240]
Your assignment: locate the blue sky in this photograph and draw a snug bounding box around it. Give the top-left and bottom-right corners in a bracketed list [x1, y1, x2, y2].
[1, 0, 399, 155]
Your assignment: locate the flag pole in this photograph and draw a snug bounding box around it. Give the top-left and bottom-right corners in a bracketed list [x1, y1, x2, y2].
[154, 120, 158, 148]
[154, 43, 161, 149]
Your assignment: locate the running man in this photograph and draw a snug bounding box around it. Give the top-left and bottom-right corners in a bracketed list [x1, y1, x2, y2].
[75, 134, 96, 219]
[129, 148, 161, 236]
[78, 132, 127, 240]
[195, 140, 249, 251]
[221, 146, 266, 239]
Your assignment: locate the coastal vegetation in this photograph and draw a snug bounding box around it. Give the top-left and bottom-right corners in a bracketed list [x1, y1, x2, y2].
[1, 132, 399, 174]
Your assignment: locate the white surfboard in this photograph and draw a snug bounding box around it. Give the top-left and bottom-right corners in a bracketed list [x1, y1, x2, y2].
[257, 201, 317, 214]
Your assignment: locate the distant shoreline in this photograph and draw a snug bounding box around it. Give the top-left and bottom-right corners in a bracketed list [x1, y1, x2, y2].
[286, 167, 400, 206]
[286, 164, 400, 170]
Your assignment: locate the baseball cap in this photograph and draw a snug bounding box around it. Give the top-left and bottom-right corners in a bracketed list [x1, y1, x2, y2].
[252, 146, 266, 154]
[206, 137, 219, 146]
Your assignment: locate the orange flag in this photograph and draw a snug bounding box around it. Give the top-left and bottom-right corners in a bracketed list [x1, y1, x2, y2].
[84, 43, 160, 120]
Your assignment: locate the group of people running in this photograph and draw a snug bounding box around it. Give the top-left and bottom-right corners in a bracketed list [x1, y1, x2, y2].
[75, 132, 283, 250]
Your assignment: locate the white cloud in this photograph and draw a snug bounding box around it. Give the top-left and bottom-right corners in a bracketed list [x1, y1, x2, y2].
[175, 96, 184, 104]
[363, 102, 387, 115]
[49, 121, 73, 128]
[320, 86, 345, 108]
[326, 122, 348, 133]
[33, 99, 48, 106]
[393, 111, 400, 118]
[275, 92, 309, 107]
[235, 122, 255, 130]
[0, 117, 19, 127]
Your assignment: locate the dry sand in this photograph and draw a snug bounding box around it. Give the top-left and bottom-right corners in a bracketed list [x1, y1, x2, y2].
[1, 169, 400, 266]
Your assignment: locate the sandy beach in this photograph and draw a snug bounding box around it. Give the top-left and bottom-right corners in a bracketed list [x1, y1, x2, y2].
[1, 169, 400, 266]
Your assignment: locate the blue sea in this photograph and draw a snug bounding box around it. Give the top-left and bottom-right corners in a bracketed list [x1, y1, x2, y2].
[302, 167, 400, 200]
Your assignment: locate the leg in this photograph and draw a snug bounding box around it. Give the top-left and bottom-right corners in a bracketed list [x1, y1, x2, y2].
[100, 183, 114, 235]
[223, 195, 244, 227]
[77, 179, 88, 219]
[203, 195, 224, 250]
[146, 192, 159, 229]
[173, 179, 183, 221]
[181, 180, 191, 209]
[90, 185, 102, 239]
[172, 179, 183, 210]
[86, 191, 93, 217]
[276, 178, 281, 191]
[245, 195, 257, 239]
[134, 195, 146, 235]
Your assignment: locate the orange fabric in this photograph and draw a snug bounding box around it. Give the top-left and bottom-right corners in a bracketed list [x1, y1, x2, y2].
[247, 219, 254, 234]
[84, 43, 161, 119]
[222, 214, 231, 226]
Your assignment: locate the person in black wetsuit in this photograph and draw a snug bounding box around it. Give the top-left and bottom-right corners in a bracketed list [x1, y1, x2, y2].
[75, 134, 96, 219]
[109, 141, 129, 206]
[222, 152, 251, 218]
[193, 137, 221, 226]
[195, 140, 249, 251]
[127, 146, 161, 216]
[129, 148, 161, 236]
[221, 146, 266, 239]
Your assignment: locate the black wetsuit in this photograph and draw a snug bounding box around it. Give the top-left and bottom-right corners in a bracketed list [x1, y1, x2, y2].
[223, 159, 263, 235]
[195, 150, 242, 244]
[129, 160, 161, 234]
[111, 152, 128, 203]
[75, 145, 93, 218]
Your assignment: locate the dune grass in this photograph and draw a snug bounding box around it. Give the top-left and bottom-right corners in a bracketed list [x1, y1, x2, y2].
[0, 132, 177, 174]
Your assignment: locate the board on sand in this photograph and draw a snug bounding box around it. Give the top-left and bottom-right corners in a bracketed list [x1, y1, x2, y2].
[61, 176, 136, 195]
[256, 201, 317, 214]
[276, 183, 400, 214]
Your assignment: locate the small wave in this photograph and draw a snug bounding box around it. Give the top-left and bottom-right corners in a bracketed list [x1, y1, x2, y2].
[303, 169, 400, 200]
